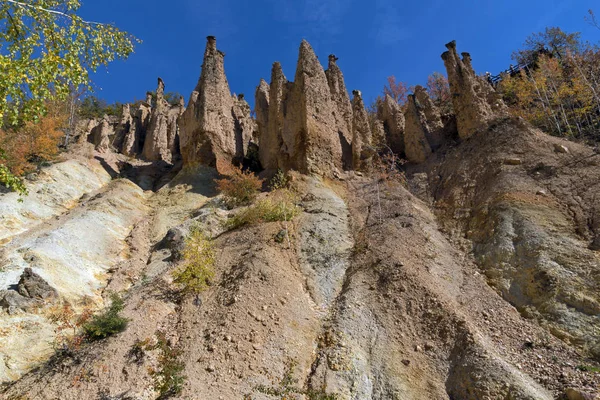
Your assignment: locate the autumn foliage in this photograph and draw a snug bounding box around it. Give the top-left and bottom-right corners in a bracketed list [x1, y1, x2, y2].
[0, 103, 66, 176]
[499, 31, 600, 140]
[215, 167, 263, 207]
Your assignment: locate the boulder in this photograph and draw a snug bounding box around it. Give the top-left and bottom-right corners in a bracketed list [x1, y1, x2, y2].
[565, 388, 597, 400]
[442, 41, 493, 139]
[404, 94, 432, 163]
[17, 268, 58, 300]
[0, 290, 36, 315]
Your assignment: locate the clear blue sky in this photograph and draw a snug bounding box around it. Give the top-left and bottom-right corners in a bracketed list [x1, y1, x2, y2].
[80, 0, 600, 109]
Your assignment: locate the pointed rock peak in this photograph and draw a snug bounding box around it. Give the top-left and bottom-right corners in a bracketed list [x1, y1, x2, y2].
[352, 89, 362, 100]
[157, 77, 165, 98]
[259, 78, 269, 87]
[384, 93, 398, 107]
[297, 39, 319, 69]
[271, 61, 286, 82]
[328, 54, 339, 68]
[145, 92, 153, 105]
[206, 35, 217, 51]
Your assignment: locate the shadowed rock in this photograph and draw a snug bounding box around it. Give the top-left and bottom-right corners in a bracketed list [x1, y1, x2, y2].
[442, 41, 493, 139]
[112, 104, 132, 152]
[326, 54, 353, 146]
[142, 78, 185, 163]
[232, 94, 257, 159]
[351, 90, 372, 170]
[255, 79, 270, 163]
[261, 62, 288, 171]
[378, 94, 405, 155]
[122, 97, 152, 157]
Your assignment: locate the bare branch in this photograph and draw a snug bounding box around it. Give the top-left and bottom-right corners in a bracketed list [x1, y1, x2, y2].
[585, 9, 600, 30]
[3, 0, 107, 26]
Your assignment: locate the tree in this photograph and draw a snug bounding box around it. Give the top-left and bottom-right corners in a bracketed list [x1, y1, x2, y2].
[585, 9, 599, 30]
[0, 0, 139, 193]
[512, 27, 582, 65]
[383, 76, 409, 105]
[426, 72, 452, 113]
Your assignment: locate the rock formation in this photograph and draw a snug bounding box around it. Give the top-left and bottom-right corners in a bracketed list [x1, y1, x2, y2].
[280, 40, 344, 175]
[89, 116, 113, 152]
[254, 79, 270, 164]
[17, 268, 58, 300]
[112, 104, 132, 151]
[0, 268, 57, 315]
[179, 36, 245, 173]
[325, 54, 353, 146]
[142, 78, 185, 163]
[351, 90, 372, 170]
[256, 43, 361, 176]
[377, 94, 405, 154]
[122, 96, 152, 157]
[260, 62, 288, 171]
[414, 85, 445, 149]
[232, 94, 257, 158]
[404, 94, 432, 163]
[442, 41, 493, 139]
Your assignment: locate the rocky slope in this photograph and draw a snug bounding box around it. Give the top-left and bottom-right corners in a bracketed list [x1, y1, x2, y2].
[1, 38, 600, 400]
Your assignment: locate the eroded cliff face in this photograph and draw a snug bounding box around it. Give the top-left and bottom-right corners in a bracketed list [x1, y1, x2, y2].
[2, 37, 600, 400]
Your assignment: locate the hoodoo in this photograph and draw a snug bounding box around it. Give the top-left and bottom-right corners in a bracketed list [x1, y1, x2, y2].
[179, 36, 244, 173]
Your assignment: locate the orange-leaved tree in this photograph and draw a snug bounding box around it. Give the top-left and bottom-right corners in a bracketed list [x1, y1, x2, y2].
[0, 102, 66, 177]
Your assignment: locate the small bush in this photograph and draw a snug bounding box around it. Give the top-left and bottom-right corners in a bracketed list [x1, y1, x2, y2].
[215, 167, 263, 207]
[172, 225, 216, 295]
[268, 169, 290, 191]
[83, 293, 129, 340]
[224, 189, 300, 230]
[147, 331, 186, 399]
